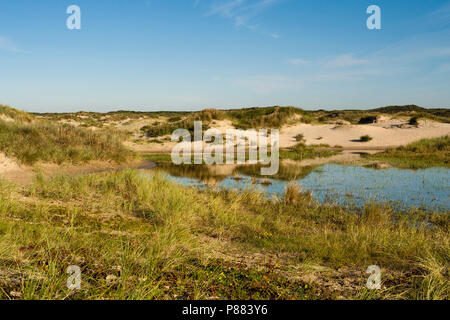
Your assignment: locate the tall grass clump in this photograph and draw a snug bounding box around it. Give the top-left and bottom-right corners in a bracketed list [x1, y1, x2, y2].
[225, 106, 301, 129]
[284, 182, 312, 205]
[294, 133, 305, 142]
[360, 135, 373, 142]
[0, 119, 133, 165]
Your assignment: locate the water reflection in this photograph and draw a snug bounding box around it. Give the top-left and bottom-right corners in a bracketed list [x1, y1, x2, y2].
[145, 162, 450, 212]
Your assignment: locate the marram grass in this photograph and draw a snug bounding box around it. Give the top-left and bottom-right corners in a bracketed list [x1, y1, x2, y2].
[0, 171, 448, 300]
[0, 118, 133, 165]
[364, 136, 449, 169]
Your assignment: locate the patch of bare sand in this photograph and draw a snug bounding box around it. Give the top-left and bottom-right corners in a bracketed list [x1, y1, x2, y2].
[0, 153, 21, 172]
[280, 118, 450, 148]
[0, 153, 32, 185]
[0, 114, 15, 122]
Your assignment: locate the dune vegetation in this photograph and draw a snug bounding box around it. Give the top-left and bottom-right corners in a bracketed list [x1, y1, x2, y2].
[365, 136, 449, 169]
[0, 170, 448, 300]
[0, 104, 448, 300]
[0, 105, 34, 123]
[0, 106, 133, 165]
[280, 143, 340, 161]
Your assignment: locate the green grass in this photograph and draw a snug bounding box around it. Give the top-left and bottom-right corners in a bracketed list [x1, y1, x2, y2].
[303, 105, 450, 124]
[139, 106, 301, 138]
[143, 153, 173, 162]
[0, 117, 133, 165]
[0, 105, 34, 122]
[280, 143, 340, 161]
[364, 136, 449, 169]
[360, 135, 373, 142]
[1, 171, 447, 300]
[224, 106, 301, 129]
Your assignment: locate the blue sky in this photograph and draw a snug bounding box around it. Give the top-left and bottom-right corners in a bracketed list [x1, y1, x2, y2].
[0, 0, 449, 112]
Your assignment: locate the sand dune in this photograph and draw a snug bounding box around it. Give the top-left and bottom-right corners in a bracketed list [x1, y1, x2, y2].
[128, 118, 450, 152]
[280, 118, 450, 148]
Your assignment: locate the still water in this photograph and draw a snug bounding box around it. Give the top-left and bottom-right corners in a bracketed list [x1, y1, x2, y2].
[147, 164, 450, 212]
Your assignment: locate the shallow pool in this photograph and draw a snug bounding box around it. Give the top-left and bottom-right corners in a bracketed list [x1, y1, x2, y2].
[148, 164, 450, 212]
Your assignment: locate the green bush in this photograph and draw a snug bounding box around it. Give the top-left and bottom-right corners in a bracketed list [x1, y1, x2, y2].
[360, 135, 373, 142]
[294, 133, 305, 142]
[409, 117, 419, 126]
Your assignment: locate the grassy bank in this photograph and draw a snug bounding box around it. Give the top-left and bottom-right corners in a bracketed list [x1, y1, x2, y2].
[0, 171, 448, 300]
[364, 136, 449, 169]
[0, 105, 34, 122]
[280, 143, 340, 161]
[0, 117, 133, 165]
[143, 141, 340, 164]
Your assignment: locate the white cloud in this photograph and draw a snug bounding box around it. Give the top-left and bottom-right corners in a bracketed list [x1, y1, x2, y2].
[269, 33, 279, 39]
[204, 0, 280, 35]
[208, 0, 244, 17]
[314, 69, 384, 81]
[289, 58, 310, 65]
[324, 54, 368, 68]
[0, 36, 20, 53]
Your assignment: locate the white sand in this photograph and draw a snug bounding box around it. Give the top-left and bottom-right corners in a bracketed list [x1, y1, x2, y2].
[279, 118, 450, 148]
[0, 114, 14, 122]
[0, 152, 21, 174]
[128, 117, 450, 152]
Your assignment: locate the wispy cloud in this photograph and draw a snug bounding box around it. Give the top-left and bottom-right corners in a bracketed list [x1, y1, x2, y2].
[269, 32, 279, 39]
[0, 36, 22, 53]
[324, 54, 367, 68]
[436, 62, 450, 73]
[202, 0, 281, 36]
[289, 58, 310, 66]
[425, 2, 450, 28]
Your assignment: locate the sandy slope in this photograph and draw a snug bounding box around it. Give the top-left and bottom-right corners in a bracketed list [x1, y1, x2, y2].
[280, 118, 450, 148]
[127, 118, 450, 152]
